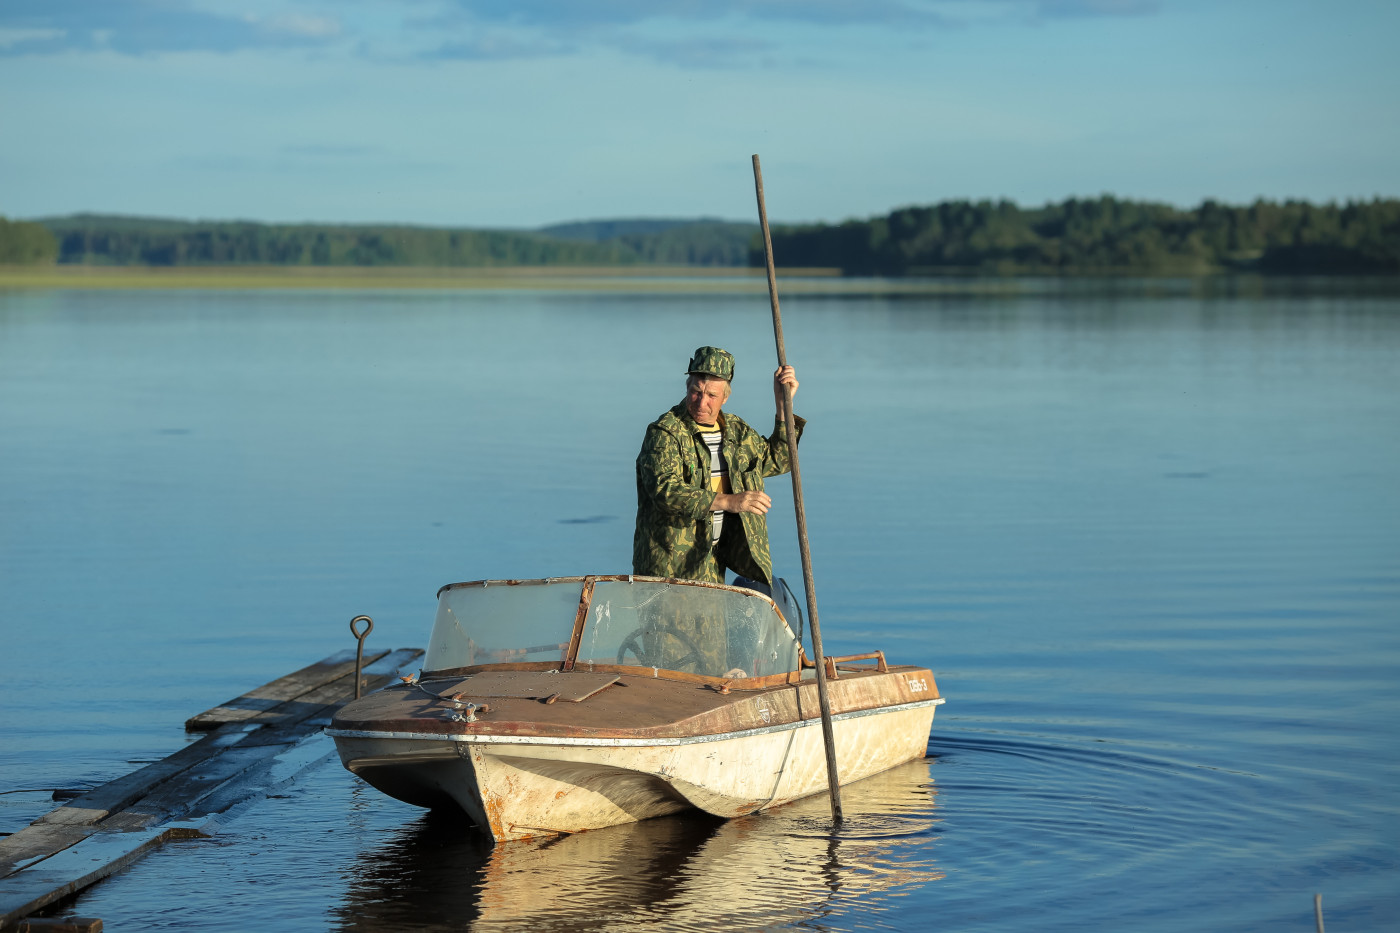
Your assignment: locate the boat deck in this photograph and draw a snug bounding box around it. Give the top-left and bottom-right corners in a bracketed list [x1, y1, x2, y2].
[331, 664, 940, 741]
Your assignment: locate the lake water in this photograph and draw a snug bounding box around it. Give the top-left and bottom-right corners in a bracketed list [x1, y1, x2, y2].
[1, 279, 1397, 931]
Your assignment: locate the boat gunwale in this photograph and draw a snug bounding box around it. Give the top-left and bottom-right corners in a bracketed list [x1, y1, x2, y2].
[415, 659, 813, 690]
[327, 696, 945, 747]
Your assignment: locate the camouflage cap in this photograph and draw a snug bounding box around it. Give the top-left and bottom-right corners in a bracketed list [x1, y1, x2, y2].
[686, 346, 735, 381]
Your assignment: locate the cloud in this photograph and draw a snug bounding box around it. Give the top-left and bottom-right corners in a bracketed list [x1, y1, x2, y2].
[0, 27, 66, 49]
[435, 0, 1157, 31]
[0, 0, 342, 56]
[417, 23, 773, 67]
[610, 33, 778, 68]
[408, 0, 1161, 67]
[445, 0, 954, 29]
[280, 144, 378, 157]
[420, 31, 575, 61]
[262, 13, 342, 40]
[0, 0, 1159, 62]
[1032, 0, 1159, 18]
[404, 0, 955, 66]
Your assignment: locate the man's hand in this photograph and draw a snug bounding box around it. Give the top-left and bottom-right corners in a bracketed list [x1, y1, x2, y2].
[773, 365, 798, 415]
[713, 491, 773, 515]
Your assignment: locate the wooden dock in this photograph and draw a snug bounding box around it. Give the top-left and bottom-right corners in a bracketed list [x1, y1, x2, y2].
[0, 646, 423, 930]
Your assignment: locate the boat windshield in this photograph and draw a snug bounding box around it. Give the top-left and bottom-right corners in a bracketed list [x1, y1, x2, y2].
[423, 578, 801, 680]
[577, 580, 801, 679]
[425, 580, 581, 671]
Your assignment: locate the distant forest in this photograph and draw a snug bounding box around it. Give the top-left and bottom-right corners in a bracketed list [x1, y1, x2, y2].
[11, 215, 756, 268]
[762, 197, 1400, 276]
[1, 196, 1396, 275]
[0, 216, 60, 264]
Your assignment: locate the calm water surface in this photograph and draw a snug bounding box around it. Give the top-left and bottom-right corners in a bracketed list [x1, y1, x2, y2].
[1, 282, 1397, 931]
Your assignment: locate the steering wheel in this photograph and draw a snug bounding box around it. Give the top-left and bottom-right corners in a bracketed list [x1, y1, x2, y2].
[616, 625, 704, 672]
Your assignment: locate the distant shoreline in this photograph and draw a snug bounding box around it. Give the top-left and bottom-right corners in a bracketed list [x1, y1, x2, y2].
[0, 264, 810, 292]
[3, 264, 1396, 298]
[11, 198, 1395, 277]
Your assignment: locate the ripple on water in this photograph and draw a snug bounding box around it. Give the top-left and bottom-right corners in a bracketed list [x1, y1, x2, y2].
[58, 720, 1394, 932]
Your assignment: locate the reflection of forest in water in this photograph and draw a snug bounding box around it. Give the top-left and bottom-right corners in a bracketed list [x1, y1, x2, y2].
[332, 760, 940, 932]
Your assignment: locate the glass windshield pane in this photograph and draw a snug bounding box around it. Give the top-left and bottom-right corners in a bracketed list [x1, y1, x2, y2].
[424, 580, 583, 671]
[577, 581, 800, 678]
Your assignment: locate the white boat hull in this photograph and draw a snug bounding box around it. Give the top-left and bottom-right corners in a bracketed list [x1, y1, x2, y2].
[332, 699, 940, 841]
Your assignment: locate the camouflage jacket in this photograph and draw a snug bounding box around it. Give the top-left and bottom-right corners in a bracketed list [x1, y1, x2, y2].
[633, 403, 806, 586]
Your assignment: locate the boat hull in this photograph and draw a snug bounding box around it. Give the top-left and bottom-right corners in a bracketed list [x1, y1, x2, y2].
[332, 698, 939, 841]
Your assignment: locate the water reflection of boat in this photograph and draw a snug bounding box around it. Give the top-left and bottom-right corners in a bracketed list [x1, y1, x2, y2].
[328, 576, 944, 842]
[332, 760, 942, 932]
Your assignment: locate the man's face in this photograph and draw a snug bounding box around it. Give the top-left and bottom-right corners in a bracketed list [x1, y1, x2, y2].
[685, 377, 729, 425]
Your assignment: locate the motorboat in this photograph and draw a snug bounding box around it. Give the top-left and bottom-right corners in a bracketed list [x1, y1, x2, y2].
[327, 575, 943, 841]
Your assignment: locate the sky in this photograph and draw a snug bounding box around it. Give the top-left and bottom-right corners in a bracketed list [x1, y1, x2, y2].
[1, 0, 1397, 228]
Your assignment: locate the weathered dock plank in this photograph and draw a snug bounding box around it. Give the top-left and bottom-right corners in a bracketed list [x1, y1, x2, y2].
[14, 917, 103, 932]
[188, 733, 341, 819]
[34, 725, 256, 829]
[0, 826, 202, 929]
[184, 648, 391, 731]
[0, 828, 97, 881]
[20, 650, 422, 839]
[0, 646, 423, 929]
[3, 727, 252, 873]
[96, 746, 288, 832]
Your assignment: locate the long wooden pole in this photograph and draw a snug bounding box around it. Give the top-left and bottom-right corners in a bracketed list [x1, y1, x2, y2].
[752, 153, 843, 823]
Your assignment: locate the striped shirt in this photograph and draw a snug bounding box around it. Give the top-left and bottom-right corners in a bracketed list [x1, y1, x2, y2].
[697, 423, 729, 542]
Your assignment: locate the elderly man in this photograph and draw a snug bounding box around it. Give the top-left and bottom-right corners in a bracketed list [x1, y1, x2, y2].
[633, 346, 803, 591]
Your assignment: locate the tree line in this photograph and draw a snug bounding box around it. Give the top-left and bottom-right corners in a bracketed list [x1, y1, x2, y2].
[760, 197, 1399, 275]
[0, 216, 59, 264]
[3, 198, 1396, 274]
[23, 215, 756, 268]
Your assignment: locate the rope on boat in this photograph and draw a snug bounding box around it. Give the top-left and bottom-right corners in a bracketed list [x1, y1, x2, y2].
[403, 678, 490, 722]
